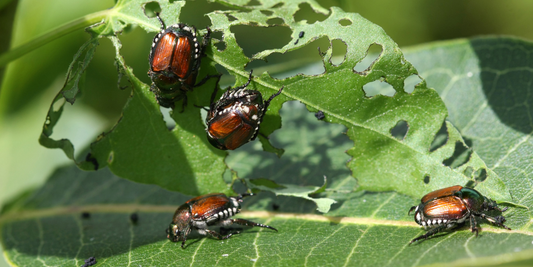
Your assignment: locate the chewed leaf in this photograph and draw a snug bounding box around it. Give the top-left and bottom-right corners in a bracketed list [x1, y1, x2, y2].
[246, 176, 336, 213]
[1, 162, 530, 266]
[36, 0, 512, 206]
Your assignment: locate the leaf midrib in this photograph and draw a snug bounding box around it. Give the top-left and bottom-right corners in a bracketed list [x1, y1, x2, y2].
[1, 206, 531, 235]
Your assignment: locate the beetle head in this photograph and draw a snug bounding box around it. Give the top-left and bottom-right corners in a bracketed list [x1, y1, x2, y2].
[167, 204, 192, 246]
[483, 197, 507, 212]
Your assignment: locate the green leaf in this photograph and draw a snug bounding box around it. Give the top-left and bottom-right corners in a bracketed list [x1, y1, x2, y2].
[34, 0, 511, 205]
[246, 176, 336, 213]
[1, 99, 531, 266]
[403, 36, 533, 230]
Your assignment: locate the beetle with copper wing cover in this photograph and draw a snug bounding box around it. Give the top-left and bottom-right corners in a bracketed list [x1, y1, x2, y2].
[409, 185, 511, 243]
[148, 12, 215, 109]
[167, 193, 277, 248]
[205, 71, 284, 150]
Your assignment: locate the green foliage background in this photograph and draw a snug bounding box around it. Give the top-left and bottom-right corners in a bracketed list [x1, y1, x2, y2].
[1, 0, 533, 266]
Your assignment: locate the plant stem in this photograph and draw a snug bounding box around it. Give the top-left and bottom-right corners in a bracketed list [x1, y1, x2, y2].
[0, 10, 110, 67]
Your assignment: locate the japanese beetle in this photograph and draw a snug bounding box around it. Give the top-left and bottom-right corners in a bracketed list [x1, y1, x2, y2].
[408, 185, 511, 243]
[166, 193, 277, 248]
[148, 12, 213, 109]
[206, 71, 284, 150]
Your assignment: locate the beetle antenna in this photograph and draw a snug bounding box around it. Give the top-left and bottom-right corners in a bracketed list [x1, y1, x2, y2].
[243, 70, 253, 88]
[208, 74, 222, 107]
[155, 12, 166, 29]
[264, 86, 284, 108]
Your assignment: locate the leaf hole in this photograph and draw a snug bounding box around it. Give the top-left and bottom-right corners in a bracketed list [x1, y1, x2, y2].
[404, 74, 422, 94]
[215, 64, 235, 86]
[339, 18, 352, 26]
[429, 121, 448, 152]
[143, 1, 162, 18]
[211, 31, 226, 51]
[266, 18, 284, 26]
[463, 166, 474, 178]
[261, 10, 273, 16]
[353, 44, 383, 73]
[52, 97, 66, 112]
[474, 168, 487, 182]
[464, 180, 476, 188]
[442, 141, 473, 168]
[363, 78, 395, 97]
[160, 107, 176, 130]
[390, 120, 409, 141]
[423, 175, 430, 184]
[226, 14, 238, 22]
[294, 3, 328, 24]
[330, 39, 347, 66]
[247, 36, 329, 79]
[272, 2, 284, 8]
[233, 25, 291, 58]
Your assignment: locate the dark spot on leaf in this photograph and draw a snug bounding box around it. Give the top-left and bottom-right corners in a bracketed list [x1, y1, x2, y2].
[315, 110, 325, 120]
[390, 120, 409, 140]
[248, 0, 260, 6]
[272, 203, 280, 210]
[260, 10, 273, 16]
[362, 79, 395, 97]
[299, 31, 305, 38]
[430, 121, 449, 152]
[85, 153, 99, 170]
[424, 175, 430, 184]
[339, 18, 352, 26]
[81, 256, 97, 267]
[81, 212, 90, 219]
[294, 3, 327, 24]
[353, 44, 383, 73]
[404, 75, 422, 94]
[442, 141, 473, 168]
[108, 151, 114, 164]
[266, 18, 284, 25]
[474, 168, 487, 182]
[294, 39, 299, 45]
[130, 213, 139, 224]
[330, 39, 347, 66]
[142, 2, 161, 18]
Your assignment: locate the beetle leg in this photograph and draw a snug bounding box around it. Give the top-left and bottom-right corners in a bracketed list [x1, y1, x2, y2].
[408, 206, 417, 215]
[238, 193, 254, 201]
[180, 227, 192, 249]
[230, 218, 278, 232]
[410, 224, 449, 244]
[480, 214, 511, 230]
[470, 215, 479, 236]
[199, 27, 212, 59]
[204, 229, 240, 240]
